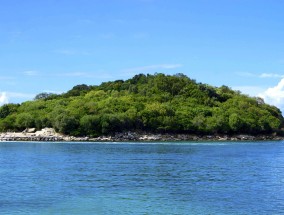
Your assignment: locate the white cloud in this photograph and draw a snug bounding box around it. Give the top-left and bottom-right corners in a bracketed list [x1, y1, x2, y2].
[232, 86, 265, 97]
[6, 92, 35, 100]
[0, 92, 9, 106]
[259, 73, 284, 78]
[236, 72, 284, 79]
[0, 92, 35, 104]
[23, 70, 39, 76]
[258, 78, 284, 111]
[119, 64, 183, 78]
[124, 64, 182, 73]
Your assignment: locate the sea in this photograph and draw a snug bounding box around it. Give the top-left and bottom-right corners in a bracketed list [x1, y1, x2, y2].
[0, 141, 283, 215]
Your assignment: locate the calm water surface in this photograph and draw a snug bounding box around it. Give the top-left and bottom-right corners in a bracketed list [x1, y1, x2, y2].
[0, 141, 284, 214]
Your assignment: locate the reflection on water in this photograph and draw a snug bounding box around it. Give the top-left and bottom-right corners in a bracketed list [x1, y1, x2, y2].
[0, 141, 284, 214]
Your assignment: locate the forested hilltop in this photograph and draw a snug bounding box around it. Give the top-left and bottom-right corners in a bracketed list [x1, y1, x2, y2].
[0, 73, 283, 137]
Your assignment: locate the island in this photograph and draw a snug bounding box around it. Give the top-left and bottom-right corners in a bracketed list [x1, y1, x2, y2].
[0, 73, 283, 141]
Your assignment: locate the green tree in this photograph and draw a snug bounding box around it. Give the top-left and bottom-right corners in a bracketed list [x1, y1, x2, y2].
[229, 113, 243, 132]
[0, 104, 19, 119]
[80, 115, 101, 136]
[16, 113, 34, 129]
[53, 114, 79, 135]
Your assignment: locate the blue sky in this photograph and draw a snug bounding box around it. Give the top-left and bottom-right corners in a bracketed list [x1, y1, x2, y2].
[1, 0, 284, 110]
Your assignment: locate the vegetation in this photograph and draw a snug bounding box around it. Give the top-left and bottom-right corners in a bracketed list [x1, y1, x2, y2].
[0, 73, 283, 136]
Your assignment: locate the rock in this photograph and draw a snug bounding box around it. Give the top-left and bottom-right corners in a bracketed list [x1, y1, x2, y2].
[23, 128, 36, 133]
[0, 129, 283, 142]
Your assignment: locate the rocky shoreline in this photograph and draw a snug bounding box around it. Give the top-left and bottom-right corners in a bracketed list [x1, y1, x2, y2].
[0, 128, 283, 142]
[89, 132, 283, 142]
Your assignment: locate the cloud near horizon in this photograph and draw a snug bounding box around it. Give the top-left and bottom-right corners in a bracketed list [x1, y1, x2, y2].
[124, 64, 182, 73]
[259, 73, 284, 78]
[258, 78, 284, 111]
[237, 72, 284, 79]
[232, 86, 265, 97]
[0, 92, 9, 106]
[0, 92, 36, 106]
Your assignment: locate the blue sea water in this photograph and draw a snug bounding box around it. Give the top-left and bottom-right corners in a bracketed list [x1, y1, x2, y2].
[0, 141, 284, 215]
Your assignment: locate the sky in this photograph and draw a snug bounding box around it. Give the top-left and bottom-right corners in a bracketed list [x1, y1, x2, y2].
[0, 0, 284, 111]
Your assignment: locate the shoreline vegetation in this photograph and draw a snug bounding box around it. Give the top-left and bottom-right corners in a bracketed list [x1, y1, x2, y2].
[0, 73, 284, 139]
[0, 128, 283, 142]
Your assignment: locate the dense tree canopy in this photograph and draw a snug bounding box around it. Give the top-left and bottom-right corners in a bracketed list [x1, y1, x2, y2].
[0, 73, 283, 136]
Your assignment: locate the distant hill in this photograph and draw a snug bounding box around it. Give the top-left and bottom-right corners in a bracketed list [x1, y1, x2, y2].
[0, 73, 283, 137]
